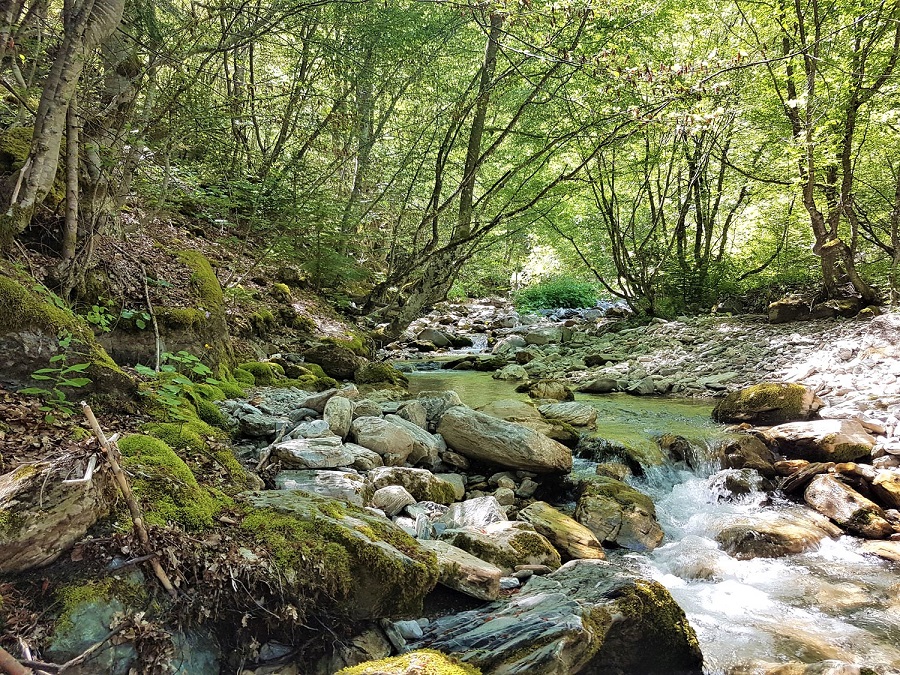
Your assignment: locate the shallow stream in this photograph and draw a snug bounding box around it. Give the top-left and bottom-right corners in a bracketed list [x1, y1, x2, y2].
[407, 369, 900, 674]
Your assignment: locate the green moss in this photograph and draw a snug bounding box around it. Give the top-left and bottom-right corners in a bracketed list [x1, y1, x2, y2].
[233, 367, 255, 386]
[56, 577, 147, 633]
[238, 361, 284, 386]
[509, 532, 562, 567]
[594, 579, 703, 672]
[196, 398, 229, 429]
[271, 283, 292, 303]
[0, 273, 132, 395]
[118, 434, 221, 530]
[250, 309, 276, 335]
[324, 333, 374, 359]
[241, 492, 438, 618]
[143, 419, 224, 454]
[0, 509, 25, 538]
[580, 476, 656, 514]
[713, 382, 813, 424]
[354, 363, 409, 387]
[192, 383, 225, 401]
[217, 380, 246, 398]
[337, 650, 481, 675]
[293, 314, 316, 332]
[176, 250, 223, 313]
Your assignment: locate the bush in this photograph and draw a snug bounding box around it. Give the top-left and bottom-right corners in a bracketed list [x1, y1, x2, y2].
[513, 276, 598, 311]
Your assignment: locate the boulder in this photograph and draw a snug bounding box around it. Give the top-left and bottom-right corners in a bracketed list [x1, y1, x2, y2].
[438, 496, 507, 530]
[350, 416, 417, 466]
[712, 383, 822, 424]
[477, 398, 541, 422]
[288, 418, 333, 439]
[409, 559, 703, 675]
[804, 474, 894, 538]
[761, 419, 875, 463]
[239, 491, 438, 619]
[491, 334, 527, 354]
[384, 414, 442, 466]
[417, 539, 501, 601]
[715, 507, 841, 559]
[239, 411, 284, 437]
[344, 443, 384, 471]
[440, 521, 561, 573]
[437, 407, 572, 473]
[435, 473, 466, 501]
[627, 376, 658, 396]
[721, 435, 777, 477]
[353, 363, 409, 387]
[538, 401, 598, 428]
[574, 476, 664, 552]
[871, 470, 900, 509]
[304, 344, 365, 380]
[522, 379, 575, 401]
[315, 625, 392, 674]
[492, 364, 529, 381]
[1, 460, 113, 574]
[366, 467, 457, 505]
[707, 468, 775, 501]
[352, 399, 383, 419]
[518, 501, 606, 560]
[416, 328, 452, 347]
[275, 470, 371, 506]
[324, 396, 354, 438]
[396, 401, 427, 429]
[416, 390, 464, 428]
[298, 388, 340, 414]
[272, 436, 354, 470]
[577, 377, 618, 394]
[372, 486, 416, 517]
[860, 540, 900, 562]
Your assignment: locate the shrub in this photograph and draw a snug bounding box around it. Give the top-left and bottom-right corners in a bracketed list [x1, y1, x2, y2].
[513, 276, 598, 311]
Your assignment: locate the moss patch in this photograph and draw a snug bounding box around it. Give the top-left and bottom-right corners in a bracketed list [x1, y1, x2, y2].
[119, 434, 221, 530]
[195, 398, 229, 429]
[176, 250, 223, 313]
[240, 491, 438, 619]
[217, 380, 246, 398]
[713, 382, 817, 424]
[238, 361, 284, 386]
[337, 650, 481, 675]
[354, 362, 409, 387]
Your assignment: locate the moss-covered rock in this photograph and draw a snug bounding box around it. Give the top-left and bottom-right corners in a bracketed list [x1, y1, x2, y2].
[304, 343, 365, 380]
[119, 434, 223, 529]
[195, 398, 230, 429]
[575, 476, 664, 552]
[712, 382, 822, 425]
[337, 650, 482, 675]
[354, 362, 409, 387]
[239, 490, 438, 620]
[0, 271, 135, 397]
[216, 380, 246, 399]
[232, 367, 255, 386]
[271, 282, 292, 303]
[238, 361, 284, 385]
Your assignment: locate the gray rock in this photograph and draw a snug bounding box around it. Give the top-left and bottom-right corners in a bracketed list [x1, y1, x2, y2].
[804, 474, 894, 538]
[297, 388, 341, 414]
[239, 411, 284, 437]
[417, 390, 464, 427]
[538, 401, 598, 428]
[287, 418, 332, 439]
[418, 539, 502, 601]
[272, 436, 353, 469]
[762, 419, 875, 463]
[384, 414, 442, 466]
[352, 398, 383, 418]
[324, 396, 353, 438]
[627, 376, 658, 396]
[367, 466, 457, 505]
[439, 496, 507, 529]
[372, 486, 416, 517]
[438, 406, 572, 473]
[491, 335, 527, 354]
[574, 476, 664, 552]
[344, 442, 384, 471]
[417, 328, 452, 347]
[434, 473, 466, 501]
[715, 506, 842, 559]
[350, 416, 417, 465]
[409, 559, 703, 675]
[440, 521, 561, 574]
[519, 500, 606, 560]
[274, 470, 370, 506]
[397, 401, 428, 429]
[493, 364, 529, 381]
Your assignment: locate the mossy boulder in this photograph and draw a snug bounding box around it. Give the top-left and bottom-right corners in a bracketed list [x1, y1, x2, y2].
[410, 559, 702, 675]
[574, 476, 664, 552]
[238, 361, 285, 385]
[354, 362, 409, 387]
[119, 434, 223, 529]
[712, 383, 822, 425]
[305, 343, 366, 380]
[233, 367, 255, 386]
[98, 250, 231, 371]
[440, 521, 561, 574]
[337, 650, 481, 675]
[0, 271, 135, 397]
[239, 491, 439, 620]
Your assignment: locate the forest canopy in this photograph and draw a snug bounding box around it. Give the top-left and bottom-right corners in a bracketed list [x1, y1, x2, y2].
[0, 0, 898, 331]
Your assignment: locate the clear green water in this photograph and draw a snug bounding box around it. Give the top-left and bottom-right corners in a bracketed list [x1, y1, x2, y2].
[406, 369, 721, 457]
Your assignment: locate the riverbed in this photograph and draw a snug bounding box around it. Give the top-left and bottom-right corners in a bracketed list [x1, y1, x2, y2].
[407, 368, 900, 674]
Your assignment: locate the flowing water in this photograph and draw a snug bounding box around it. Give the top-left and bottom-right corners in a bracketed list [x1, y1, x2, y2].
[406, 368, 900, 674]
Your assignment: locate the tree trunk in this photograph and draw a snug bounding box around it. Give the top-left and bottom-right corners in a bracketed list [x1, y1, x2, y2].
[59, 95, 78, 265]
[0, 0, 125, 250]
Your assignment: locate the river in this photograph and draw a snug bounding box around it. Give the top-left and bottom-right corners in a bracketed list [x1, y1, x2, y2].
[406, 368, 900, 674]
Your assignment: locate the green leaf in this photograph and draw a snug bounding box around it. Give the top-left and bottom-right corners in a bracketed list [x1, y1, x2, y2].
[135, 364, 156, 376]
[19, 387, 49, 395]
[136, 319, 146, 329]
[30, 374, 53, 381]
[59, 378, 91, 388]
[66, 363, 91, 372]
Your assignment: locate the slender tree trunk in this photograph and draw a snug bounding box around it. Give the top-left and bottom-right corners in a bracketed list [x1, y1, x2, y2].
[60, 95, 78, 264]
[0, 0, 125, 250]
[457, 12, 503, 240]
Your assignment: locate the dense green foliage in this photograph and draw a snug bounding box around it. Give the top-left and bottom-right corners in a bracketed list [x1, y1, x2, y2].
[514, 277, 599, 312]
[0, 0, 897, 320]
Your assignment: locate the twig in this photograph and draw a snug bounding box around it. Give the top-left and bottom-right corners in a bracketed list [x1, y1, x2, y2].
[62, 454, 97, 484]
[10, 156, 30, 205]
[56, 627, 124, 674]
[81, 403, 178, 599]
[139, 263, 161, 372]
[0, 646, 29, 675]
